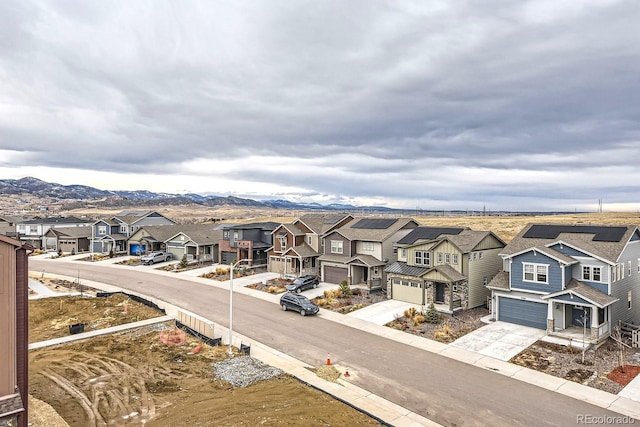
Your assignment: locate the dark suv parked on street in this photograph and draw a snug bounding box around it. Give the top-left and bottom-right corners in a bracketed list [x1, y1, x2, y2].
[285, 275, 320, 293]
[279, 293, 319, 316]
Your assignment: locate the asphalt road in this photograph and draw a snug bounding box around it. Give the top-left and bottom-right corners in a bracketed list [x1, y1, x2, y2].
[30, 259, 629, 426]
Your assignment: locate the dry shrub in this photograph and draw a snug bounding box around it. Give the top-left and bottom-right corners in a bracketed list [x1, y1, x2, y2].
[413, 314, 425, 326]
[434, 324, 453, 341]
[266, 286, 285, 294]
[215, 267, 229, 275]
[315, 298, 329, 307]
[404, 307, 418, 319]
[323, 289, 341, 300]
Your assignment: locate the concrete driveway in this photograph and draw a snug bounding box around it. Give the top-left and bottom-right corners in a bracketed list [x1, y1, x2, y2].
[346, 299, 422, 325]
[450, 320, 546, 361]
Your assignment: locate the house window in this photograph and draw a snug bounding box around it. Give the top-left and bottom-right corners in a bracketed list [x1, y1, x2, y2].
[279, 236, 287, 250]
[445, 253, 451, 264]
[621, 263, 625, 280]
[120, 225, 127, 233]
[307, 235, 312, 245]
[593, 267, 601, 282]
[373, 266, 379, 275]
[637, 258, 640, 273]
[479, 252, 484, 260]
[401, 249, 406, 259]
[98, 225, 107, 235]
[233, 231, 239, 240]
[437, 253, 443, 263]
[629, 261, 632, 275]
[453, 254, 459, 265]
[582, 266, 591, 281]
[523, 263, 548, 284]
[629, 291, 633, 310]
[362, 242, 374, 251]
[30, 226, 38, 233]
[331, 240, 343, 254]
[452, 284, 458, 292]
[223, 230, 229, 239]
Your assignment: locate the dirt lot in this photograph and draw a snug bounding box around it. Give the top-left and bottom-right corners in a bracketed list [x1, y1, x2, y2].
[28, 285, 381, 426]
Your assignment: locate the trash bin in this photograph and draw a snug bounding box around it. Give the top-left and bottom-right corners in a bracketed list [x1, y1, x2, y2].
[69, 323, 85, 334]
[240, 343, 251, 356]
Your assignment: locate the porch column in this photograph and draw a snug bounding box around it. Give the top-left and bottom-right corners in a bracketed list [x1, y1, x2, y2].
[590, 306, 599, 342]
[546, 302, 554, 333]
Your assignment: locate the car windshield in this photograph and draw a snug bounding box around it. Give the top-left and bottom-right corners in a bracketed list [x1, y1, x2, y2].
[293, 279, 304, 285]
[296, 295, 311, 304]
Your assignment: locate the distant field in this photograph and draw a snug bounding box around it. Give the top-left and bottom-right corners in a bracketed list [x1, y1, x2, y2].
[60, 204, 640, 243]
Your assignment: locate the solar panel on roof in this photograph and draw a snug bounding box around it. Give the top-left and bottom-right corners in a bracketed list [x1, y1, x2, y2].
[397, 227, 465, 244]
[523, 225, 628, 242]
[323, 214, 345, 224]
[351, 218, 396, 229]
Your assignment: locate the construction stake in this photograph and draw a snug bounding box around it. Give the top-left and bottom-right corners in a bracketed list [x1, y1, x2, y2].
[326, 353, 331, 366]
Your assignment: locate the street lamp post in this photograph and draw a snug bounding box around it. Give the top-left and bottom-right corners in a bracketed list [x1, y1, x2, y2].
[229, 258, 251, 355]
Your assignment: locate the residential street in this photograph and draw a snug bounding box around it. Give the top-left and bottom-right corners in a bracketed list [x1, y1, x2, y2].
[30, 259, 632, 426]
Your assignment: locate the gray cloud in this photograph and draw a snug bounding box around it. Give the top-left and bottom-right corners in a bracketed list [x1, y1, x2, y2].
[1, 0, 639, 211]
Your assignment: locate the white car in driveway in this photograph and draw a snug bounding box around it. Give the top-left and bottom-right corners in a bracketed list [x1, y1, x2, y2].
[140, 251, 172, 265]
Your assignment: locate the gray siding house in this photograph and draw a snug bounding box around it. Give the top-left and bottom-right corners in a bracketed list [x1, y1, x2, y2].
[487, 224, 640, 346]
[385, 227, 505, 312]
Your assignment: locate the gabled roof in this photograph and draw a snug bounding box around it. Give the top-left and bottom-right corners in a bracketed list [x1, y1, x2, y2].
[165, 224, 223, 245]
[296, 213, 354, 235]
[112, 210, 176, 226]
[507, 245, 577, 265]
[427, 264, 467, 282]
[46, 226, 92, 238]
[541, 279, 618, 308]
[273, 223, 305, 236]
[384, 261, 430, 276]
[436, 230, 505, 254]
[282, 243, 318, 258]
[346, 254, 387, 266]
[397, 227, 466, 245]
[328, 217, 418, 242]
[502, 223, 639, 263]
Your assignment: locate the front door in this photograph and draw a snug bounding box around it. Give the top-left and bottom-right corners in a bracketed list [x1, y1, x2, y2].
[572, 306, 591, 327]
[435, 283, 445, 303]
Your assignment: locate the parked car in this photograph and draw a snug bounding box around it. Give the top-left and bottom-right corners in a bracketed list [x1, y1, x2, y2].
[140, 251, 172, 265]
[285, 275, 320, 293]
[279, 293, 320, 316]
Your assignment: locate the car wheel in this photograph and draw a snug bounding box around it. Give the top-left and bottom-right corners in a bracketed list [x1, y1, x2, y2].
[300, 309, 306, 316]
[313, 282, 318, 288]
[295, 287, 302, 294]
[281, 304, 287, 311]
[149, 260, 154, 265]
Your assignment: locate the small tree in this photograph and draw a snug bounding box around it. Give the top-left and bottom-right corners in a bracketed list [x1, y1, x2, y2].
[425, 303, 440, 324]
[108, 249, 114, 258]
[57, 248, 62, 257]
[179, 254, 188, 269]
[339, 280, 352, 296]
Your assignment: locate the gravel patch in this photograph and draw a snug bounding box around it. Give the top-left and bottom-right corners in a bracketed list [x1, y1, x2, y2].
[213, 356, 285, 387]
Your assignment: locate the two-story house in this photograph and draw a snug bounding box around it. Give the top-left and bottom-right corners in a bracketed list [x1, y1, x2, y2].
[218, 222, 279, 267]
[487, 224, 640, 346]
[385, 226, 505, 312]
[15, 216, 92, 250]
[90, 210, 176, 255]
[0, 235, 31, 427]
[319, 217, 418, 289]
[267, 213, 354, 277]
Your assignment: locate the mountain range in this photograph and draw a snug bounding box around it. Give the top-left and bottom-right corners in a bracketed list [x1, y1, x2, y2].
[0, 177, 391, 212]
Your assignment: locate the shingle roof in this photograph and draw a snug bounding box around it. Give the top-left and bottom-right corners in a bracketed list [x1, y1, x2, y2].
[283, 243, 318, 258]
[279, 223, 305, 236]
[297, 214, 353, 234]
[542, 279, 618, 308]
[48, 226, 92, 238]
[228, 221, 280, 231]
[346, 254, 386, 266]
[429, 264, 467, 282]
[502, 223, 638, 263]
[486, 271, 510, 290]
[331, 217, 418, 242]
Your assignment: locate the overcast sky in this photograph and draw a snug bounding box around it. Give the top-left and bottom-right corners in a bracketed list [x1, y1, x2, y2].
[1, 1, 639, 212]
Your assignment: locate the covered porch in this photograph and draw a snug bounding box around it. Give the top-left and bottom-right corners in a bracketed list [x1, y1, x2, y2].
[542, 280, 618, 346]
[423, 264, 468, 313]
[275, 245, 319, 278]
[346, 254, 385, 290]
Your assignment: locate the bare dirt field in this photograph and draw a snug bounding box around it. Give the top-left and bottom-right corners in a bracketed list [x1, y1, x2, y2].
[28, 291, 381, 426]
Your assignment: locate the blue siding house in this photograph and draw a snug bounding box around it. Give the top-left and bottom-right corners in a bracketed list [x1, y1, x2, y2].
[487, 224, 640, 346]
